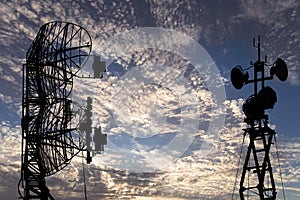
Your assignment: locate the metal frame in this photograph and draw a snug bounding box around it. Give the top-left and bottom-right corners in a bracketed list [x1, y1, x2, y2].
[19, 21, 92, 199]
[239, 36, 277, 200]
[239, 119, 277, 199]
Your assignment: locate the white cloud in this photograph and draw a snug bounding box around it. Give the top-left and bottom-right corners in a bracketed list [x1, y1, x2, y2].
[234, 0, 300, 86]
[0, 0, 299, 199]
[0, 97, 299, 199]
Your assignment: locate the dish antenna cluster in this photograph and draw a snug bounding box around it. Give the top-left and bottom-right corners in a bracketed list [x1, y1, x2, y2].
[231, 36, 287, 200]
[19, 21, 107, 200]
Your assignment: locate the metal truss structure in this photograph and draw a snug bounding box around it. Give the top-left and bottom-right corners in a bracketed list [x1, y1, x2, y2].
[239, 117, 277, 200]
[231, 36, 287, 200]
[19, 21, 92, 199]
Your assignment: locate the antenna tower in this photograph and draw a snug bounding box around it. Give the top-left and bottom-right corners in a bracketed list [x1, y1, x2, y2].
[230, 36, 288, 199]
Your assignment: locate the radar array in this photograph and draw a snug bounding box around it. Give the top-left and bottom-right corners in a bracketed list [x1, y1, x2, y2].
[19, 21, 95, 199]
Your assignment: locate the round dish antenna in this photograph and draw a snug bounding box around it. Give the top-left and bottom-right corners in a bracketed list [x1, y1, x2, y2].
[230, 66, 249, 89]
[271, 58, 288, 82]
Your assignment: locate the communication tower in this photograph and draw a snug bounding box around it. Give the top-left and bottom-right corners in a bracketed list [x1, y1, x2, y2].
[231, 36, 287, 200]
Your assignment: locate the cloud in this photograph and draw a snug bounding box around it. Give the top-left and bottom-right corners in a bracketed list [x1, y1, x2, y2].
[0, 121, 22, 199]
[0, 97, 300, 199]
[233, 0, 300, 85]
[0, 0, 299, 199]
[72, 45, 226, 172]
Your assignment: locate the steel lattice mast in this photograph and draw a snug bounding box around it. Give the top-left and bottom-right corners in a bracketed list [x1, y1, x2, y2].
[19, 21, 92, 199]
[231, 36, 288, 199]
[239, 37, 277, 200]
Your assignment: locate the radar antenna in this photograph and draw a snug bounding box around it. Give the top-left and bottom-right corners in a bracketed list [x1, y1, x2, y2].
[19, 21, 92, 199]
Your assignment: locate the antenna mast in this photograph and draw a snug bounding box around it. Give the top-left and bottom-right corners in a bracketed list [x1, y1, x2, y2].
[230, 36, 288, 199]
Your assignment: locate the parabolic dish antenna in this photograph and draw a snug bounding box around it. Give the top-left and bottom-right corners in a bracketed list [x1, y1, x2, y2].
[19, 21, 92, 199]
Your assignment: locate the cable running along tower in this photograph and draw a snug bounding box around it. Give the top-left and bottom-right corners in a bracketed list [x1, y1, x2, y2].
[19, 21, 92, 199]
[231, 36, 288, 199]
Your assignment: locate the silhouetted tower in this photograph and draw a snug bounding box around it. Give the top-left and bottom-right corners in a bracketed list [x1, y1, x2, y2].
[19, 21, 92, 199]
[79, 97, 93, 151]
[231, 36, 288, 199]
[78, 97, 107, 164]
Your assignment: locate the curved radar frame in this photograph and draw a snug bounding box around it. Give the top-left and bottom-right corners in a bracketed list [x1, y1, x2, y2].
[19, 21, 92, 199]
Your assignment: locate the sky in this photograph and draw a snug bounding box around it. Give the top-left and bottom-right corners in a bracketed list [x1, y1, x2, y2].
[0, 0, 299, 199]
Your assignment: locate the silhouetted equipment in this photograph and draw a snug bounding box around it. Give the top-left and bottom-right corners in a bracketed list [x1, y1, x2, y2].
[19, 21, 92, 200]
[231, 66, 249, 90]
[86, 150, 92, 164]
[78, 97, 107, 164]
[231, 36, 287, 200]
[270, 58, 288, 82]
[92, 55, 106, 78]
[78, 97, 93, 164]
[243, 86, 277, 120]
[257, 86, 277, 110]
[230, 59, 288, 91]
[79, 97, 93, 152]
[94, 126, 107, 153]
